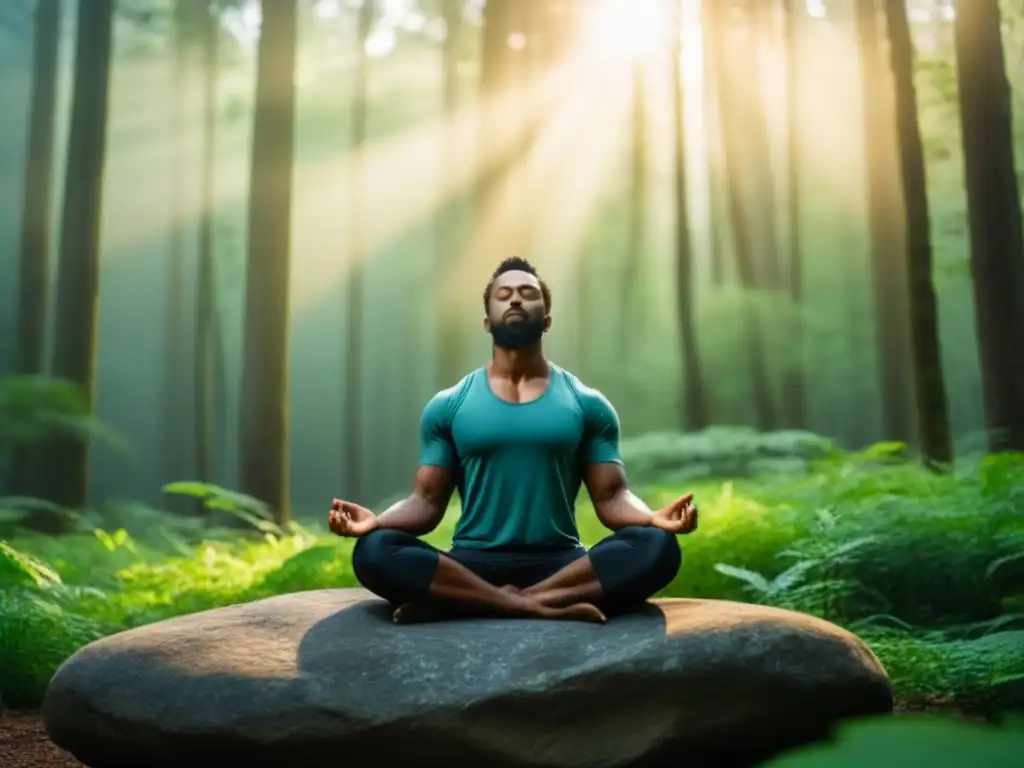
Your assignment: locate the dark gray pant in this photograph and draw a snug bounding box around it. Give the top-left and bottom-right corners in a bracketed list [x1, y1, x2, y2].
[352, 525, 681, 615]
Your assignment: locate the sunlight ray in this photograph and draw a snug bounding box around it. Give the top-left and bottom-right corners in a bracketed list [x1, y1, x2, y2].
[289, 58, 588, 305]
[100, 53, 566, 269]
[441, 62, 621, 309]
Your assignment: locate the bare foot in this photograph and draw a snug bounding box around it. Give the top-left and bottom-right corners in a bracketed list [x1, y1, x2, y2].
[393, 602, 442, 624]
[540, 602, 607, 623]
[393, 597, 605, 624]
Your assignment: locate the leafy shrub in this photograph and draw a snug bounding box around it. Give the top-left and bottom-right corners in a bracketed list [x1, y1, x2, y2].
[0, 375, 123, 452]
[618, 426, 832, 485]
[0, 438, 1021, 716]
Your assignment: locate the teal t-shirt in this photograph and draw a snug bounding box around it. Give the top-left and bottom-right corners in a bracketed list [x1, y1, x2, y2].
[418, 363, 622, 550]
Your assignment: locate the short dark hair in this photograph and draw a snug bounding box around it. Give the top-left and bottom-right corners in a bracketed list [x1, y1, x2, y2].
[483, 256, 552, 313]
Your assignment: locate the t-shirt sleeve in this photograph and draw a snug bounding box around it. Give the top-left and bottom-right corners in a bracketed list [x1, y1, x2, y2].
[418, 391, 458, 467]
[581, 389, 624, 466]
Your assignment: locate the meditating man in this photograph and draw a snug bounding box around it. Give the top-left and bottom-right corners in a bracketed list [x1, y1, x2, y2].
[328, 257, 698, 624]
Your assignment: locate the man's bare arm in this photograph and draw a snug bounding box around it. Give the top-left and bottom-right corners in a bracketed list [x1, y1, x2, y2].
[374, 465, 456, 536]
[584, 462, 655, 531]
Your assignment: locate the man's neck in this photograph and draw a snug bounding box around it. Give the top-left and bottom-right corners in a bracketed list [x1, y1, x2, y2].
[489, 344, 548, 381]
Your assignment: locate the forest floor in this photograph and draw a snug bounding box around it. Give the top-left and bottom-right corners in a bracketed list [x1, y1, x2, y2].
[1, 713, 80, 768]
[0, 699, 994, 768]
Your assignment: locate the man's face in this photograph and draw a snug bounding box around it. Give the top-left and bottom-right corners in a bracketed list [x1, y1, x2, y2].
[485, 269, 551, 347]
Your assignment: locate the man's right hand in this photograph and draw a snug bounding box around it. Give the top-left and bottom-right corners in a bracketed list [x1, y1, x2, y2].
[328, 498, 379, 537]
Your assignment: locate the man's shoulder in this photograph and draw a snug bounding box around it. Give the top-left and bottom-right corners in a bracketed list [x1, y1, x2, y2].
[422, 369, 482, 418]
[552, 364, 611, 408]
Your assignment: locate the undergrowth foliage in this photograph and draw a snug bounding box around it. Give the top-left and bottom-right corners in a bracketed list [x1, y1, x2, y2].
[0, 434, 1023, 714]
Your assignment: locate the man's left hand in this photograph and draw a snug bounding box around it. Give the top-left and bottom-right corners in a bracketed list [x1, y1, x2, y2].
[651, 492, 698, 535]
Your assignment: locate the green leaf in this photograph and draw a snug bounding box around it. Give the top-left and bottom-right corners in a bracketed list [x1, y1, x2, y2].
[0, 542, 62, 588]
[713, 563, 771, 593]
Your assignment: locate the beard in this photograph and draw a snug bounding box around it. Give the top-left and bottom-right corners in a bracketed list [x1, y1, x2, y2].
[490, 315, 546, 349]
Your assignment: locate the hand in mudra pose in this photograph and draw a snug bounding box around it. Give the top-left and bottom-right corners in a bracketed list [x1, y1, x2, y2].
[328, 257, 696, 626]
[652, 493, 698, 535]
[328, 499, 378, 537]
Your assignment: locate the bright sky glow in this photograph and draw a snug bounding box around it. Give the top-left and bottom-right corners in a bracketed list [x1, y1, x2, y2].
[583, 0, 668, 60]
[805, 0, 826, 20]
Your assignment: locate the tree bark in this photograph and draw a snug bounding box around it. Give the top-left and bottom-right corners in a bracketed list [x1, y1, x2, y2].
[855, 0, 917, 447]
[11, 0, 61, 496]
[47, 0, 115, 509]
[671, 0, 708, 430]
[781, 0, 806, 429]
[747, 0, 782, 290]
[436, 0, 463, 389]
[953, 0, 1024, 453]
[620, 61, 648, 359]
[883, 0, 953, 467]
[704, 0, 778, 431]
[343, 0, 374, 504]
[163, 0, 191, 492]
[470, 0, 516, 260]
[703, 29, 728, 289]
[15, 0, 60, 379]
[195, 3, 224, 487]
[238, 0, 299, 522]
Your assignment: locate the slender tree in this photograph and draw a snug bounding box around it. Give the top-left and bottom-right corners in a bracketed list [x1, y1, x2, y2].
[619, 61, 648, 358]
[436, 0, 463, 389]
[343, 0, 374, 504]
[854, 0, 917, 446]
[703, 34, 728, 289]
[162, 0, 192, 491]
[238, 0, 300, 522]
[468, 0, 516, 273]
[952, 0, 1024, 452]
[47, 0, 116, 508]
[704, 0, 778, 431]
[746, 0, 782, 290]
[194, 2, 228, 487]
[11, 0, 61, 495]
[15, 0, 61, 380]
[883, 0, 953, 467]
[781, 0, 806, 428]
[670, 0, 708, 429]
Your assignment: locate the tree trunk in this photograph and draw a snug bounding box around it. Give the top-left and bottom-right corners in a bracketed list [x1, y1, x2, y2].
[953, 0, 1024, 453]
[883, 0, 953, 467]
[163, 0, 191, 492]
[703, 33, 728, 289]
[747, 1, 782, 290]
[470, 0, 516, 261]
[781, 0, 806, 429]
[855, 0, 917, 447]
[704, 0, 778, 431]
[47, 0, 115, 509]
[343, 0, 374, 504]
[238, 0, 299, 523]
[11, 0, 61, 496]
[436, 0, 462, 389]
[15, 0, 60, 379]
[619, 61, 648, 359]
[194, 3, 223, 487]
[671, 0, 708, 430]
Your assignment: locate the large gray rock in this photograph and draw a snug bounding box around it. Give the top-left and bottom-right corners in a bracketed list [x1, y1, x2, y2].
[43, 589, 892, 768]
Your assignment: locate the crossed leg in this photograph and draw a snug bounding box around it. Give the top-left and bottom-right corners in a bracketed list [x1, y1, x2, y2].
[352, 526, 681, 623]
[351, 531, 605, 623]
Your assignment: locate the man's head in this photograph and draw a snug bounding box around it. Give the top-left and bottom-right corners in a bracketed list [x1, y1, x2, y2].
[482, 256, 552, 350]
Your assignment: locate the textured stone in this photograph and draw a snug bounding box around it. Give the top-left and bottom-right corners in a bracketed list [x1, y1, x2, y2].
[43, 588, 892, 767]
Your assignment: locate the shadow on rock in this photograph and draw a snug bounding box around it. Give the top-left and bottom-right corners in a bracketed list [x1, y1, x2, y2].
[42, 590, 893, 768]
